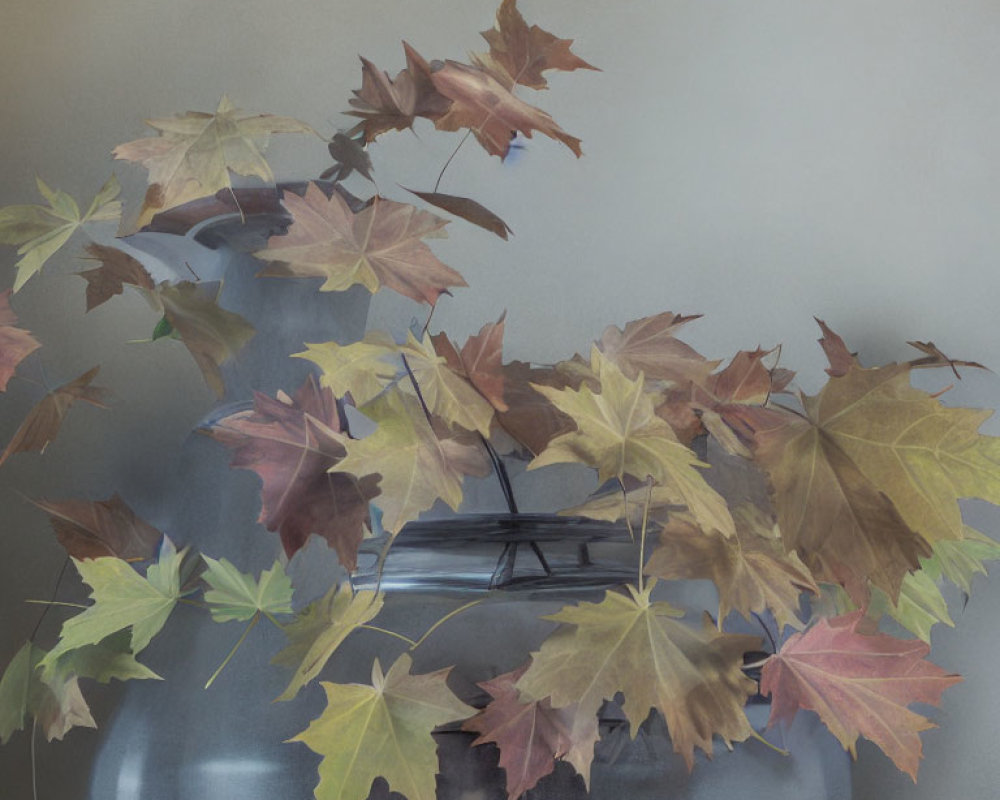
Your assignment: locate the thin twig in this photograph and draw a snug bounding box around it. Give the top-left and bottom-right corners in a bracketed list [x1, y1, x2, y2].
[752, 612, 777, 653]
[28, 556, 69, 643]
[31, 717, 38, 800]
[421, 302, 438, 338]
[618, 478, 635, 543]
[359, 625, 417, 648]
[411, 599, 483, 651]
[637, 477, 653, 593]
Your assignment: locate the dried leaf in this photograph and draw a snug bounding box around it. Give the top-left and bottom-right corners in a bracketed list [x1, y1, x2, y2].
[494, 360, 575, 456]
[905, 340, 986, 378]
[404, 188, 512, 239]
[32, 493, 162, 562]
[431, 313, 508, 411]
[0, 288, 41, 390]
[815, 318, 857, 377]
[113, 95, 314, 229]
[598, 312, 716, 385]
[322, 132, 374, 183]
[0, 365, 109, 467]
[760, 611, 962, 780]
[255, 184, 466, 305]
[77, 243, 154, 311]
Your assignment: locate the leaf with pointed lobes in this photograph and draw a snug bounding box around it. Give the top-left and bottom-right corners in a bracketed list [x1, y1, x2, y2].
[598, 312, 717, 386]
[0, 288, 41, 390]
[405, 188, 512, 240]
[336, 387, 490, 534]
[295, 331, 400, 407]
[761, 611, 962, 781]
[926, 525, 1000, 594]
[905, 339, 986, 378]
[868, 567, 954, 644]
[815, 318, 857, 376]
[293, 653, 475, 800]
[431, 313, 509, 411]
[646, 505, 819, 633]
[559, 482, 684, 527]
[493, 360, 576, 457]
[207, 375, 379, 569]
[152, 280, 255, 398]
[201, 557, 294, 623]
[255, 183, 466, 305]
[516, 583, 760, 778]
[77, 243, 154, 311]
[431, 60, 582, 159]
[32, 493, 162, 562]
[528, 346, 735, 537]
[273, 584, 384, 701]
[0, 176, 121, 291]
[346, 42, 452, 142]
[0, 365, 109, 468]
[478, 0, 599, 90]
[463, 663, 598, 798]
[113, 95, 315, 230]
[321, 132, 374, 183]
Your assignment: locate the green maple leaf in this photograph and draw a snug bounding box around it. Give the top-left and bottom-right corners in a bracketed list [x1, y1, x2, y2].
[202, 557, 294, 623]
[873, 568, 954, 644]
[0, 176, 121, 292]
[926, 525, 1000, 594]
[40, 539, 185, 675]
[273, 584, 384, 701]
[292, 652, 475, 800]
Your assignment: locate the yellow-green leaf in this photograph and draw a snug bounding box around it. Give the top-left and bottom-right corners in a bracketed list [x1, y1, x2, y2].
[202, 557, 293, 623]
[295, 331, 400, 406]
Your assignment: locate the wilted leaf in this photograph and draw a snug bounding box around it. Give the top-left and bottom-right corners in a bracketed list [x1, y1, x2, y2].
[598, 312, 716, 386]
[0, 176, 121, 291]
[336, 387, 490, 534]
[273, 584, 384, 702]
[404, 188, 512, 239]
[431, 313, 508, 411]
[77, 243, 154, 311]
[153, 281, 255, 397]
[0, 288, 41, 390]
[273, 584, 383, 702]
[516, 583, 759, 776]
[33, 492, 162, 562]
[256, 183, 466, 305]
[202, 557, 294, 623]
[478, 0, 598, 89]
[528, 347, 735, 537]
[0, 365, 109, 467]
[494, 360, 575, 456]
[321, 132, 374, 183]
[905, 340, 986, 377]
[207, 376, 379, 569]
[760, 611, 962, 780]
[113, 95, 314, 229]
[293, 653, 475, 800]
[431, 60, 582, 159]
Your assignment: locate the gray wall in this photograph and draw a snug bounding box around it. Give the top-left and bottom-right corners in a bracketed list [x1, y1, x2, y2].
[3, 0, 1000, 798]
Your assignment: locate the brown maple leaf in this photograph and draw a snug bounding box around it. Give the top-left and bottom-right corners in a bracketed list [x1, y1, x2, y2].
[346, 42, 452, 142]
[478, 0, 598, 89]
[0, 289, 41, 391]
[77, 243, 154, 311]
[431, 60, 582, 159]
[208, 375, 378, 570]
[815, 318, 857, 377]
[493, 360, 577, 456]
[255, 183, 466, 305]
[0, 366, 108, 467]
[463, 663, 597, 799]
[33, 493, 162, 562]
[597, 312, 718, 386]
[761, 611, 962, 780]
[431, 313, 509, 411]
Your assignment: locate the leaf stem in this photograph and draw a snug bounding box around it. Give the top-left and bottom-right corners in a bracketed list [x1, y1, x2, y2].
[433, 129, 472, 192]
[24, 599, 87, 610]
[748, 728, 789, 756]
[204, 612, 259, 689]
[262, 610, 285, 630]
[31, 717, 38, 800]
[637, 477, 653, 593]
[28, 556, 70, 643]
[742, 657, 772, 670]
[410, 599, 483, 651]
[359, 624, 417, 648]
[618, 478, 635, 543]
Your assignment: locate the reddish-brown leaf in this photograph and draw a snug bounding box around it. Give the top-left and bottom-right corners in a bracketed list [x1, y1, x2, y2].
[815, 318, 856, 377]
[905, 340, 986, 378]
[33, 493, 162, 562]
[431, 60, 582, 159]
[0, 289, 41, 391]
[760, 611, 962, 780]
[208, 375, 379, 569]
[464, 664, 597, 799]
[598, 312, 717, 386]
[77, 243, 154, 311]
[478, 0, 598, 90]
[404, 188, 512, 240]
[346, 42, 452, 142]
[0, 366, 108, 467]
[431, 313, 508, 411]
[494, 361, 575, 456]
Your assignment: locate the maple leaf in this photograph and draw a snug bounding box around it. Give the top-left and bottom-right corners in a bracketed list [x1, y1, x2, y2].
[151, 281, 255, 397]
[45, 630, 162, 685]
[113, 95, 314, 230]
[478, 0, 598, 90]
[208, 375, 379, 569]
[292, 653, 475, 800]
[294, 331, 400, 407]
[336, 387, 490, 534]
[598, 312, 717, 386]
[0, 288, 41, 391]
[77, 243, 154, 311]
[0, 365, 109, 468]
[493, 360, 576, 456]
[273, 584, 383, 701]
[201, 557, 294, 623]
[646, 505, 819, 632]
[869, 567, 954, 644]
[559, 483, 684, 527]
[528, 347, 735, 537]
[0, 176, 121, 291]
[321, 132, 374, 183]
[404, 188, 512, 240]
[431, 313, 509, 411]
[463, 664, 597, 798]
[516, 583, 760, 776]
[346, 42, 452, 142]
[40, 538, 186, 673]
[815, 318, 857, 376]
[926, 524, 1000, 594]
[760, 611, 962, 780]
[255, 183, 466, 305]
[431, 60, 582, 159]
[32, 493, 162, 562]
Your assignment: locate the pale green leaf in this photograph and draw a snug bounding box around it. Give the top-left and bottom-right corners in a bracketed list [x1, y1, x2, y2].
[202, 556, 294, 623]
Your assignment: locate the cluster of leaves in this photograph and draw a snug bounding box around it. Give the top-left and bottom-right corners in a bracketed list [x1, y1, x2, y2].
[2, 2, 1000, 800]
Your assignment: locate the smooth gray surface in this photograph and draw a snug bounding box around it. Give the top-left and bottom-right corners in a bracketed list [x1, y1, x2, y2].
[3, 0, 1000, 797]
